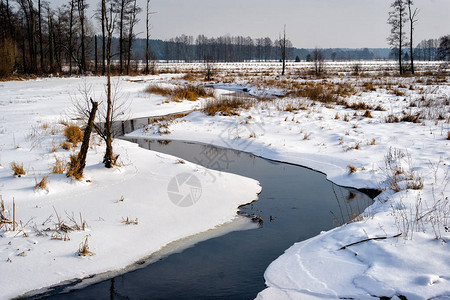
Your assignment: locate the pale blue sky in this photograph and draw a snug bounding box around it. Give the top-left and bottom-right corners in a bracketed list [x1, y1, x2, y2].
[48, 0, 450, 48]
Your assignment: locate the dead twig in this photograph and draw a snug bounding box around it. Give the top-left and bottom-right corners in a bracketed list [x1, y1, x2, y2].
[338, 233, 402, 250]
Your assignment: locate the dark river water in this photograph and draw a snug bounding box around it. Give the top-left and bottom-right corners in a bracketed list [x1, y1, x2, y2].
[34, 138, 374, 300]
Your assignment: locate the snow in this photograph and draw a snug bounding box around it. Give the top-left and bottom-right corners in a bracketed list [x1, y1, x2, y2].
[1, 62, 449, 299]
[124, 63, 450, 299]
[0, 75, 261, 299]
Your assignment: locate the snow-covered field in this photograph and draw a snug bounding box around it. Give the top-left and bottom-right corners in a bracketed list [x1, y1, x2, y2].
[126, 62, 449, 299]
[0, 75, 260, 299]
[0, 61, 449, 299]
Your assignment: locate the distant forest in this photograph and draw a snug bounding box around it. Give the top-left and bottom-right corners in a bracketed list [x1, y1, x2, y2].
[129, 37, 393, 62]
[0, 0, 448, 76]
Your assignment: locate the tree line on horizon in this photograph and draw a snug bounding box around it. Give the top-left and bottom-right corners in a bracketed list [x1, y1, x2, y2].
[0, 0, 449, 78]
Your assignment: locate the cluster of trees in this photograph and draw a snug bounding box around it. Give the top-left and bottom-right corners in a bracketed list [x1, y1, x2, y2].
[386, 0, 449, 73]
[414, 37, 450, 61]
[0, 0, 151, 77]
[162, 34, 293, 63]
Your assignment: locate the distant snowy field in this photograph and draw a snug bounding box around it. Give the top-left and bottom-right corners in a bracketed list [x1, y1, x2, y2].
[1, 61, 449, 299]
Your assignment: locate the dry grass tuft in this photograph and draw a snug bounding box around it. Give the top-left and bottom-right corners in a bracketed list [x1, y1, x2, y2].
[66, 154, 83, 180]
[122, 217, 139, 225]
[52, 156, 66, 174]
[347, 165, 358, 174]
[64, 125, 83, 147]
[60, 141, 73, 150]
[362, 82, 376, 91]
[10, 162, 26, 177]
[362, 110, 373, 118]
[34, 176, 49, 192]
[78, 236, 95, 256]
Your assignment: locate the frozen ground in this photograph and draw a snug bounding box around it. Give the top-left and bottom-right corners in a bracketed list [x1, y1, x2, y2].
[125, 62, 450, 299]
[0, 75, 260, 299]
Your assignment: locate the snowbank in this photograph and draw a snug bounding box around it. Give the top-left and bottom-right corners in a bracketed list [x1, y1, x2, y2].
[0, 76, 260, 299]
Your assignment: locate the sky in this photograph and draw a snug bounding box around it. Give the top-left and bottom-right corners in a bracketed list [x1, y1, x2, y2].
[49, 0, 450, 48]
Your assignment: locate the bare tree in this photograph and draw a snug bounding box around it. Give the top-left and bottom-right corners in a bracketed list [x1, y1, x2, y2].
[76, 0, 87, 74]
[279, 25, 287, 76]
[388, 0, 408, 74]
[145, 0, 156, 74]
[312, 47, 324, 76]
[407, 0, 418, 74]
[99, 0, 105, 75]
[204, 54, 215, 81]
[103, 0, 116, 168]
[126, 0, 140, 75]
[68, 0, 74, 75]
[438, 35, 450, 61]
[37, 0, 43, 72]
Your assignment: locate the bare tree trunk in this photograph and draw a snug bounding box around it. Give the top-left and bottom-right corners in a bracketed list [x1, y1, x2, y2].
[399, 16, 403, 74]
[95, 35, 98, 74]
[103, 2, 114, 168]
[48, 14, 54, 73]
[119, 0, 125, 75]
[38, 0, 43, 72]
[74, 99, 98, 177]
[126, 0, 139, 75]
[145, 0, 150, 74]
[408, 0, 418, 74]
[69, 0, 74, 75]
[101, 0, 106, 75]
[6, 0, 13, 38]
[280, 25, 286, 76]
[78, 0, 86, 74]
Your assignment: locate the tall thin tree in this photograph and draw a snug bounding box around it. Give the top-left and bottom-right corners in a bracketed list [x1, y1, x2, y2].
[145, 0, 153, 74]
[101, 0, 106, 75]
[103, 0, 115, 168]
[279, 25, 287, 76]
[388, 0, 408, 74]
[407, 0, 418, 74]
[38, 0, 43, 72]
[77, 0, 87, 74]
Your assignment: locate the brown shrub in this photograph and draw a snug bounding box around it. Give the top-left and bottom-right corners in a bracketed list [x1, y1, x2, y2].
[145, 84, 214, 102]
[204, 96, 252, 116]
[144, 85, 172, 97]
[64, 125, 83, 147]
[10, 161, 26, 177]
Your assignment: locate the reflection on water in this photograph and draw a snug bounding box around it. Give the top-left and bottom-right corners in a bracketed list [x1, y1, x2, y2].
[39, 139, 374, 300]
